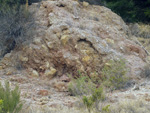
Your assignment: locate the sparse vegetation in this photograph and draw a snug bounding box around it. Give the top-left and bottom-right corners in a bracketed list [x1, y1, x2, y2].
[141, 64, 150, 78]
[68, 73, 96, 96]
[0, 0, 35, 58]
[68, 58, 130, 112]
[0, 81, 23, 113]
[68, 72, 106, 113]
[0, 100, 3, 113]
[102, 59, 128, 90]
[82, 87, 105, 113]
[110, 100, 150, 113]
[130, 23, 150, 39]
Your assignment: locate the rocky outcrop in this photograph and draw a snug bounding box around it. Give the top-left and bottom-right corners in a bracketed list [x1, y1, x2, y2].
[0, 0, 147, 78]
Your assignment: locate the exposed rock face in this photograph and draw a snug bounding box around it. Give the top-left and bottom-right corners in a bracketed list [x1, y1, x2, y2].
[0, 0, 147, 77]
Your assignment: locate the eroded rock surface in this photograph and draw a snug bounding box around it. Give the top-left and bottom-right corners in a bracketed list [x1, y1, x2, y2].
[0, 0, 149, 112]
[1, 0, 147, 77]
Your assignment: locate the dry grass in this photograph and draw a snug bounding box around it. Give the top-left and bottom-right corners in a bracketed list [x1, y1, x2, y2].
[130, 23, 150, 39]
[138, 24, 150, 39]
[110, 99, 150, 113]
[21, 99, 150, 113]
[130, 23, 150, 53]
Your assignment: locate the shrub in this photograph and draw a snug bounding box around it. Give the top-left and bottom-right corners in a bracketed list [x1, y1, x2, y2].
[68, 73, 106, 113]
[129, 23, 150, 39]
[82, 87, 105, 113]
[141, 64, 150, 78]
[0, 81, 23, 113]
[102, 59, 128, 90]
[0, 0, 35, 58]
[0, 100, 3, 113]
[102, 105, 110, 113]
[68, 73, 96, 96]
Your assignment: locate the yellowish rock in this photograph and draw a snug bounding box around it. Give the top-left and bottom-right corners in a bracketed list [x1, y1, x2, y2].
[45, 67, 57, 78]
[20, 56, 28, 62]
[32, 70, 39, 77]
[106, 38, 114, 44]
[45, 61, 50, 68]
[80, 65, 85, 72]
[0, 66, 3, 70]
[56, 33, 61, 38]
[63, 30, 70, 34]
[33, 38, 41, 45]
[60, 35, 70, 45]
[82, 56, 91, 63]
[83, 1, 89, 7]
[42, 44, 48, 51]
[46, 42, 53, 49]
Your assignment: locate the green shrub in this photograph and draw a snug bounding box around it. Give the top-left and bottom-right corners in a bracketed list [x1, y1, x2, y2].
[0, 100, 3, 113]
[102, 59, 128, 90]
[68, 74, 96, 96]
[82, 87, 105, 113]
[68, 73, 106, 113]
[102, 105, 110, 113]
[0, 81, 23, 113]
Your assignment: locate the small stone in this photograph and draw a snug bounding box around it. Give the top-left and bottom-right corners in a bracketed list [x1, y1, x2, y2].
[63, 30, 70, 34]
[0, 66, 3, 70]
[39, 97, 49, 105]
[56, 33, 61, 38]
[45, 61, 50, 68]
[46, 42, 53, 49]
[134, 86, 140, 90]
[33, 38, 41, 45]
[82, 56, 91, 63]
[41, 44, 48, 51]
[83, 1, 89, 7]
[106, 38, 114, 45]
[20, 56, 28, 62]
[60, 35, 70, 45]
[34, 59, 40, 64]
[32, 70, 39, 77]
[45, 67, 57, 78]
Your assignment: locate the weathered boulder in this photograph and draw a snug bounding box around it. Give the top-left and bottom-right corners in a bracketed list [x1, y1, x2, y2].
[0, 0, 147, 77]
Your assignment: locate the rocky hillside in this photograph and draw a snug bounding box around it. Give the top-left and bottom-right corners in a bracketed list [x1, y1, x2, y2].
[0, 0, 150, 112]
